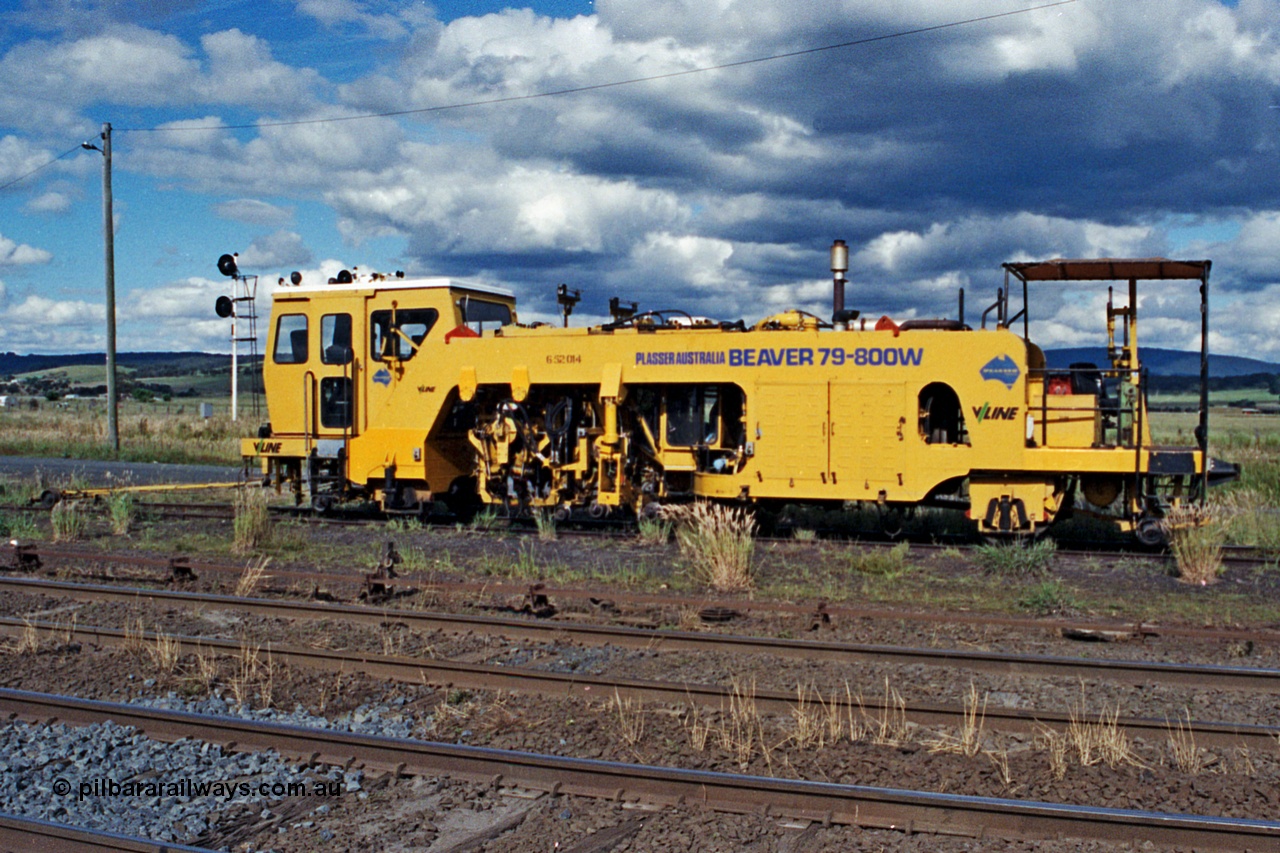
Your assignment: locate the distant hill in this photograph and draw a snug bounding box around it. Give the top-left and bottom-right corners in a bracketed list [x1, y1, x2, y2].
[3, 347, 1275, 381]
[1044, 347, 1280, 378]
[0, 352, 233, 377]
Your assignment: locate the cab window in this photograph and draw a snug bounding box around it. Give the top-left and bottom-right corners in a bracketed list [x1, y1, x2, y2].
[371, 308, 438, 361]
[273, 314, 308, 364]
[666, 385, 719, 446]
[321, 314, 353, 365]
[457, 297, 512, 333]
[320, 377, 352, 428]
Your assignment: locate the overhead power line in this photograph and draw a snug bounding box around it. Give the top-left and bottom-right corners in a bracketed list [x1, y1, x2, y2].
[0, 144, 84, 192]
[118, 0, 1079, 134]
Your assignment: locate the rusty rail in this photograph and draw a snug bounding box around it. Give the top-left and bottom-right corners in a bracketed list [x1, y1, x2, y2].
[5, 576, 1280, 694]
[5, 544, 1279, 646]
[6, 616, 1278, 751]
[0, 813, 213, 853]
[3, 689, 1279, 851]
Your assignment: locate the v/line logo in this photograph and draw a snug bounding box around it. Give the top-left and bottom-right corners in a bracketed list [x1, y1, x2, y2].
[972, 402, 1019, 423]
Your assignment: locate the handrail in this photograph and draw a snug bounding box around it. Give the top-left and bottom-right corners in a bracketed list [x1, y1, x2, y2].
[980, 288, 1003, 329]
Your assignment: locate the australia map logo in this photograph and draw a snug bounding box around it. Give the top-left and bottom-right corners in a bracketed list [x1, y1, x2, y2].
[979, 355, 1020, 389]
[372, 368, 392, 387]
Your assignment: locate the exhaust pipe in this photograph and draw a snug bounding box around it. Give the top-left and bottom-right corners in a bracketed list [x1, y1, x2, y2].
[830, 239, 849, 328]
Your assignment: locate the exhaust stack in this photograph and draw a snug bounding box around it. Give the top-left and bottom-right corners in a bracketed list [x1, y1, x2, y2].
[830, 239, 850, 328]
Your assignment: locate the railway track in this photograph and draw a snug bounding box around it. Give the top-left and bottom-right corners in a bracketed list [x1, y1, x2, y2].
[8, 543, 1280, 647]
[6, 615, 1278, 751]
[5, 575, 1280, 695]
[3, 688, 1279, 851]
[0, 813, 212, 853]
[13, 497, 1278, 565]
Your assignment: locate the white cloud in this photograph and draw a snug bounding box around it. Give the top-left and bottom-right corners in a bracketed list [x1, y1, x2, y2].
[627, 232, 733, 290]
[0, 234, 52, 267]
[327, 147, 688, 256]
[295, 0, 427, 40]
[0, 24, 321, 133]
[236, 231, 314, 270]
[859, 215, 1161, 276]
[1223, 211, 1280, 279]
[24, 192, 73, 214]
[0, 136, 82, 185]
[126, 277, 226, 319]
[196, 29, 323, 110]
[0, 26, 196, 118]
[214, 198, 294, 226]
[3, 294, 101, 326]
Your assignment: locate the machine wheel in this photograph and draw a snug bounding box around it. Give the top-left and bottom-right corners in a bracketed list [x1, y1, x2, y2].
[39, 489, 62, 509]
[1134, 516, 1167, 548]
[877, 505, 908, 539]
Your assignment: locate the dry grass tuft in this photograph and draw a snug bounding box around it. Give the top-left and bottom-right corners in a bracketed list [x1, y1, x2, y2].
[228, 639, 275, 709]
[105, 491, 135, 536]
[1162, 503, 1225, 585]
[6, 618, 41, 655]
[533, 509, 557, 542]
[663, 502, 756, 592]
[1166, 708, 1203, 774]
[1067, 694, 1144, 769]
[718, 678, 771, 770]
[233, 487, 272, 554]
[636, 513, 673, 546]
[869, 676, 911, 746]
[234, 555, 272, 597]
[147, 632, 181, 674]
[50, 500, 88, 542]
[926, 683, 987, 757]
[685, 705, 713, 752]
[188, 646, 220, 693]
[786, 684, 849, 750]
[1215, 487, 1280, 550]
[122, 616, 148, 656]
[1035, 726, 1070, 780]
[682, 678, 773, 770]
[611, 689, 647, 748]
[789, 684, 830, 750]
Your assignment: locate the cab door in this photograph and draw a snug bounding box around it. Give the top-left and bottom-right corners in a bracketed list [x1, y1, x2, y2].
[266, 305, 311, 439]
[314, 311, 358, 446]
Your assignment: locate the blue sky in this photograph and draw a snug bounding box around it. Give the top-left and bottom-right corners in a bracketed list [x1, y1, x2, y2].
[1, 0, 1279, 358]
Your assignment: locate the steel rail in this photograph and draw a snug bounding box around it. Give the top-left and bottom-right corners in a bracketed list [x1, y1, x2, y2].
[9, 545, 1280, 646]
[6, 616, 1278, 751]
[16, 500, 1277, 563]
[3, 688, 1279, 851]
[0, 813, 214, 853]
[6, 576, 1280, 694]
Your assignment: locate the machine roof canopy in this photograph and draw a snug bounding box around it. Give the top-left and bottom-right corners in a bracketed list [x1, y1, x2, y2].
[1003, 258, 1211, 283]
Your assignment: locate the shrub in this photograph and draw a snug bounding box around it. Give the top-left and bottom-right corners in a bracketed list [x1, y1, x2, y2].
[1018, 579, 1078, 615]
[533, 508, 557, 542]
[663, 502, 756, 592]
[50, 500, 87, 542]
[973, 538, 1056, 576]
[636, 513, 673, 545]
[105, 491, 135, 536]
[1162, 503, 1225, 585]
[850, 541, 911, 576]
[233, 487, 272, 553]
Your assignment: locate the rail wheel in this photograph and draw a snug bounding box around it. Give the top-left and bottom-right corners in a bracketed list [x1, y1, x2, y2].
[1134, 515, 1167, 547]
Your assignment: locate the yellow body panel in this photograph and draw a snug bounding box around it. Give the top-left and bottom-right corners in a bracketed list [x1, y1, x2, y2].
[243, 269, 1209, 533]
